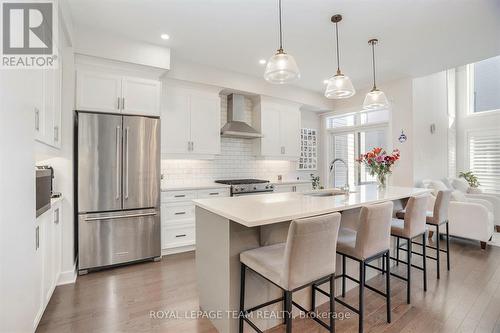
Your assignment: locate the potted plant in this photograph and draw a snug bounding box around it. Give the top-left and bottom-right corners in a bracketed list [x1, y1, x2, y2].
[458, 171, 480, 188]
[356, 147, 400, 188]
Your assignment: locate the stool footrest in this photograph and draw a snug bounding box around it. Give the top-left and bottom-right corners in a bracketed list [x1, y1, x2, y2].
[293, 301, 332, 331]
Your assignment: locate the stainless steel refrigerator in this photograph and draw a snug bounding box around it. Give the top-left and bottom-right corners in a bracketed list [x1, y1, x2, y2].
[76, 111, 161, 275]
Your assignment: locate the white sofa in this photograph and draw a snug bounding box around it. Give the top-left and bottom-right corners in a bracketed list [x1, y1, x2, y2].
[420, 180, 494, 249]
[445, 177, 500, 232]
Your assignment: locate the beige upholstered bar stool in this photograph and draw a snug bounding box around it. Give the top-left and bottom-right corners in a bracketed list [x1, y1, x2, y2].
[396, 190, 452, 279]
[390, 195, 429, 304]
[325, 202, 393, 333]
[239, 212, 341, 333]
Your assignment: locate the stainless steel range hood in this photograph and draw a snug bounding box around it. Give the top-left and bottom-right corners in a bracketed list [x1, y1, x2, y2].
[221, 94, 262, 139]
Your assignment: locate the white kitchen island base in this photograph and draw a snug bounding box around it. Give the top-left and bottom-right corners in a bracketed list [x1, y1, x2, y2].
[195, 186, 430, 333]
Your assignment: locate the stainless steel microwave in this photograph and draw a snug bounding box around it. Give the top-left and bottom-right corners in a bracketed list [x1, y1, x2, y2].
[36, 168, 52, 217]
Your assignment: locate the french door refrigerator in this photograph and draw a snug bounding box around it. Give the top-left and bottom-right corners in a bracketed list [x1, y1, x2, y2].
[76, 111, 161, 274]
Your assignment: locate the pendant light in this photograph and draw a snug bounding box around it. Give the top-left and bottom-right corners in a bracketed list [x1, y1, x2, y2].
[325, 15, 355, 99]
[363, 39, 389, 110]
[264, 0, 300, 84]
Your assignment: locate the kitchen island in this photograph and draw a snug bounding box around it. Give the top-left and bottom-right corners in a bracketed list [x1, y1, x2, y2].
[193, 185, 430, 333]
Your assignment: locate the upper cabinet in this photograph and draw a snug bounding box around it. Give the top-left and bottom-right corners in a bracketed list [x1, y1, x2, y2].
[76, 70, 161, 116]
[162, 84, 221, 159]
[34, 51, 62, 149]
[253, 97, 301, 160]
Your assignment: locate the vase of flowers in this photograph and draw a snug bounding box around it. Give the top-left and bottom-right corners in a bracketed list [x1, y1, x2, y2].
[356, 147, 400, 188]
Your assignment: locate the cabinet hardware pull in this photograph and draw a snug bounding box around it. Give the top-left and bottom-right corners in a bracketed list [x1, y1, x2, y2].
[54, 126, 59, 141]
[35, 226, 39, 249]
[116, 126, 121, 200]
[117, 97, 121, 110]
[174, 194, 186, 198]
[54, 208, 59, 223]
[209, 192, 219, 195]
[175, 234, 187, 238]
[174, 212, 186, 215]
[35, 108, 40, 131]
[122, 97, 125, 110]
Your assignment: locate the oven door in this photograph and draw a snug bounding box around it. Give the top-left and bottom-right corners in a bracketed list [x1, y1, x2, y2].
[36, 169, 52, 217]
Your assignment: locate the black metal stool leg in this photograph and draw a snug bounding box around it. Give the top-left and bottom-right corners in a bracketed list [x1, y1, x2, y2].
[385, 252, 391, 323]
[239, 264, 246, 333]
[342, 255, 346, 297]
[359, 260, 365, 333]
[396, 237, 400, 266]
[330, 274, 335, 333]
[285, 291, 292, 333]
[422, 233, 427, 292]
[446, 221, 450, 271]
[436, 225, 441, 279]
[285, 290, 290, 325]
[407, 239, 412, 304]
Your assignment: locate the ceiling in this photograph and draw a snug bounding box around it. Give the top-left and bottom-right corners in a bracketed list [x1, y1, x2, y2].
[67, 0, 500, 93]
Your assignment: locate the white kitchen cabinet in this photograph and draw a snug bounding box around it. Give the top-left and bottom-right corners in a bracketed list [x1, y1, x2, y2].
[33, 199, 63, 329]
[122, 77, 161, 116]
[34, 61, 62, 148]
[160, 187, 229, 253]
[76, 70, 161, 116]
[162, 85, 221, 158]
[76, 71, 122, 113]
[254, 98, 301, 159]
[274, 182, 312, 193]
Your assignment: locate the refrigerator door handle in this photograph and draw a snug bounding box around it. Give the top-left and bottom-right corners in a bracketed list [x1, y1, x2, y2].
[124, 126, 129, 200]
[116, 125, 121, 200]
[84, 212, 157, 222]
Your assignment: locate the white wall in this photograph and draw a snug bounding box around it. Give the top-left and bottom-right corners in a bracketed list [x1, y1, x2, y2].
[0, 65, 37, 333]
[323, 77, 414, 187]
[412, 71, 450, 182]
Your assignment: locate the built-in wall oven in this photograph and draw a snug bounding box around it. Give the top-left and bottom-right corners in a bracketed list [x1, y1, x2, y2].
[35, 167, 52, 217]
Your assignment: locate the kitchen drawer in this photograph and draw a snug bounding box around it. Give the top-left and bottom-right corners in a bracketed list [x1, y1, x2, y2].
[163, 203, 195, 221]
[161, 190, 196, 203]
[197, 188, 229, 199]
[162, 224, 195, 249]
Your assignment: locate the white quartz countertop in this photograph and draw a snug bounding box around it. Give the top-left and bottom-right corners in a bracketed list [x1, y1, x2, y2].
[161, 182, 231, 191]
[194, 185, 431, 227]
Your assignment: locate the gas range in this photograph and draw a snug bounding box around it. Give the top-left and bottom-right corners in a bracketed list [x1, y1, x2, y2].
[214, 179, 275, 196]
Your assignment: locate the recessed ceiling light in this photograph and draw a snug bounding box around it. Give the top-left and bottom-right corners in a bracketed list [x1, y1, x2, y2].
[160, 34, 170, 40]
[259, 59, 266, 65]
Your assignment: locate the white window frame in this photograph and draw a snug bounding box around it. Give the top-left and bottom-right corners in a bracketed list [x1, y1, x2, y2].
[326, 111, 391, 187]
[466, 128, 500, 194]
[467, 63, 500, 117]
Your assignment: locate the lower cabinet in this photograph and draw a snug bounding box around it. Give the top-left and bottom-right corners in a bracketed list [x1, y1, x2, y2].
[274, 182, 313, 193]
[34, 199, 63, 329]
[161, 187, 229, 253]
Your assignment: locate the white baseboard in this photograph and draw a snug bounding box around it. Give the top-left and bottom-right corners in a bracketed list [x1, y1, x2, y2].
[57, 262, 77, 285]
[161, 245, 195, 256]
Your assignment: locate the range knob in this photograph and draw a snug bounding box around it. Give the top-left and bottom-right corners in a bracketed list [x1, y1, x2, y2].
[253, 186, 257, 190]
[233, 187, 239, 192]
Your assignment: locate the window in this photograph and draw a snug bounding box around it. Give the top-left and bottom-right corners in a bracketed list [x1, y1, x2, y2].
[326, 110, 390, 187]
[468, 55, 500, 114]
[468, 130, 500, 194]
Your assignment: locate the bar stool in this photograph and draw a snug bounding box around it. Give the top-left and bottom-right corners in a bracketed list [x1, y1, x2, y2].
[319, 202, 393, 333]
[396, 190, 451, 279]
[239, 212, 341, 333]
[390, 195, 429, 304]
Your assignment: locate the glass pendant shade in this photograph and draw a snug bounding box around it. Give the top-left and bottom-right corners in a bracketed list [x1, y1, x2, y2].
[324, 74, 356, 99]
[363, 89, 389, 110]
[264, 51, 300, 84]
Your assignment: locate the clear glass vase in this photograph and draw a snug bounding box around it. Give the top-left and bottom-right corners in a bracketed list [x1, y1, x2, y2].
[376, 173, 388, 188]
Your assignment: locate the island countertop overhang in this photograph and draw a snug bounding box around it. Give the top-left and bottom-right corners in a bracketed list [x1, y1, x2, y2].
[193, 185, 432, 228]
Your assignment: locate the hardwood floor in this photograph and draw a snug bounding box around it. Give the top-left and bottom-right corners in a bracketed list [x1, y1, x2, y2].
[37, 237, 500, 333]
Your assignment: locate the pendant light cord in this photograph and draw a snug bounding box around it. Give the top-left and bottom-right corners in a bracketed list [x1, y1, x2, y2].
[278, 0, 283, 51]
[371, 41, 377, 90]
[335, 22, 340, 75]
